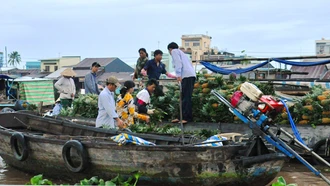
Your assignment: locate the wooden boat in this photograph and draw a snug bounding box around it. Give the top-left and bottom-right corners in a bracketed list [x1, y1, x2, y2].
[0, 112, 286, 186]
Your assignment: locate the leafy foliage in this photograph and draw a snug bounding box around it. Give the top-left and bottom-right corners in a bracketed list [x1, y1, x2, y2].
[272, 176, 297, 186]
[26, 173, 140, 186]
[129, 122, 220, 139]
[150, 73, 275, 123]
[60, 94, 99, 118]
[8, 51, 21, 67]
[276, 85, 330, 127]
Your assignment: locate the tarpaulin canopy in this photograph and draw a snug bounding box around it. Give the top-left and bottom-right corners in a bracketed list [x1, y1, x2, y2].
[201, 58, 330, 74]
[272, 58, 330, 66]
[18, 80, 55, 106]
[200, 61, 269, 75]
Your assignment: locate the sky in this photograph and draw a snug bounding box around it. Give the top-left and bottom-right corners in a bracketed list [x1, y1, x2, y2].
[1, 0, 330, 69]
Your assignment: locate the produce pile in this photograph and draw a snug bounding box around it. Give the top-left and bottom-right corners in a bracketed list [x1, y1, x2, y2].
[129, 123, 219, 139]
[60, 94, 98, 118]
[151, 72, 274, 123]
[276, 85, 330, 127]
[59, 73, 275, 126]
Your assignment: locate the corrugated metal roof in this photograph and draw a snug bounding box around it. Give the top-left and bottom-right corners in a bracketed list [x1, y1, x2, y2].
[98, 72, 132, 83]
[45, 68, 68, 79]
[289, 58, 330, 79]
[322, 71, 330, 80]
[74, 58, 117, 68]
[290, 65, 326, 79]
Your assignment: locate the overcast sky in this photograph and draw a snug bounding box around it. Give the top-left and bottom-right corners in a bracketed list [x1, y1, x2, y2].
[1, 0, 329, 68]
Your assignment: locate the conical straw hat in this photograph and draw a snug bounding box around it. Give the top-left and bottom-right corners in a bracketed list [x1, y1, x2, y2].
[61, 68, 76, 77]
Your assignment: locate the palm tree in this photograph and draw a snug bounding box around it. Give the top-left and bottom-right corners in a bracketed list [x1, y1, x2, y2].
[8, 51, 21, 67]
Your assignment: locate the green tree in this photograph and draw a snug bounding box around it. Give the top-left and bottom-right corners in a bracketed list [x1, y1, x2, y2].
[8, 51, 21, 67]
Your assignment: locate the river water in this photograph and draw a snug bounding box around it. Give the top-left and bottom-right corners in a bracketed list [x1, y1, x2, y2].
[0, 157, 329, 186]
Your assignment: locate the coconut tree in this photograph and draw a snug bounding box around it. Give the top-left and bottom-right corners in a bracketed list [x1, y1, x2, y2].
[8, 51, 21, 67]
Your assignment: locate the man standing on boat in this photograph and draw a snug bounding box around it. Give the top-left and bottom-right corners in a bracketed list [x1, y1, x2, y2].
[96, 76, 124, 129]
[167, 42, 196, 124]
[84, 62, 101, 95]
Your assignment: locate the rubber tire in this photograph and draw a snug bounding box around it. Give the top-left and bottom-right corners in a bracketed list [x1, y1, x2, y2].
[62, 140, 89, 173]
[312, 139, 330, 165]
[10, 132, 28, 161]
[1, 107, 15, 113]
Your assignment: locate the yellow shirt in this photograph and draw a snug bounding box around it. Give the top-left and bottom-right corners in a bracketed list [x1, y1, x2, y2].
[116, 93, 148, 128]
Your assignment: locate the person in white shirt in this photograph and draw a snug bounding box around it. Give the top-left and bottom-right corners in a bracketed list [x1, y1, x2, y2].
[54, 68, 76, 109]
[96, 76, 124, 129]
[168, 42, 196, 124]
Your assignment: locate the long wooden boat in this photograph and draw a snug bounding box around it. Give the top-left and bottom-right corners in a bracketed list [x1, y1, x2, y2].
[0, 112, 286, 186]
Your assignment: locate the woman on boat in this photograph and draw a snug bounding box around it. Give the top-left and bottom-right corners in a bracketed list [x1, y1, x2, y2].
[116, 80, 150, 128]
[133, 48, 149, 81]
[54, 68, 76, 109]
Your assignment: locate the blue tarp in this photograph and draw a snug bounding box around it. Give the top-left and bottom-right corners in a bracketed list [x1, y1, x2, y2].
[201, 58, 330, 74]
[0, 74, 14, 79]
[272, 58, 330, 66]
[200, 61, 269, 75]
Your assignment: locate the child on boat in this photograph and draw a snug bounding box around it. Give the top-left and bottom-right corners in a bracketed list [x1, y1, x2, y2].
[116, 80, 150, 128]
[135, 79, 157, 115]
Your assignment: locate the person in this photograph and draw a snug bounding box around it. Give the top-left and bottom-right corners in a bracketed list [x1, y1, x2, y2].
[141, 50, 176, 96]
[54, 68, 76, 109]
[84, 62, 101, 95]
[136, 79, 157, 115]
[141, 49, 176, 80]
[116, 81, 150, 128]
[52, 98, 62, 116]
[167, 42, 196, 124]
[96, 76, 124, 129]
[133, 48, 149, 80]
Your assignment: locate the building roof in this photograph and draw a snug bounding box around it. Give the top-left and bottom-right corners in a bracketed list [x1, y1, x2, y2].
[0, 67, 17, 71]
[98, 72, 132, 83]
[290, 65, 326, 79]
[74, 58, 117, 69]
[45, 68, 68, 79]
[23, 72, 50, 78]
[12, 77, 52, 82]
[289, 59, 329, 79]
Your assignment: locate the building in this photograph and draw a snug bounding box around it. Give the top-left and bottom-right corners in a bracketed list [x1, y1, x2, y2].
[40, 56, 81, 72]
[0, 52, 3, 68]
[316, 38, 330, 55]
[26, 61, 41, 69]
[72, 57, 134, 89]
[181, 34, 212, 61]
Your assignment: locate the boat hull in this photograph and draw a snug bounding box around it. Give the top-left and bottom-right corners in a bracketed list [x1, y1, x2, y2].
[0, 130, 283, 186]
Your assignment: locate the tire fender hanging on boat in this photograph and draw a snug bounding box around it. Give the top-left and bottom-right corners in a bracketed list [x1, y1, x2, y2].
[62, 140, 89, 173]
[10, 132, 28, 161]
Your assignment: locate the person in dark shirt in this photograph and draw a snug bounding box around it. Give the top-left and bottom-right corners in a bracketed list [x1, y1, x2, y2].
[141, 50, 176, 80]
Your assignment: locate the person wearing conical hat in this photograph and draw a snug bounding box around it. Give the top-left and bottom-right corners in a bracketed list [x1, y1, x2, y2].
[54, 68, 76, 109]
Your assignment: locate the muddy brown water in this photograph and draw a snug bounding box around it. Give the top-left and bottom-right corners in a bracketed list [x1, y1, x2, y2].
[0, 157, 330, 186]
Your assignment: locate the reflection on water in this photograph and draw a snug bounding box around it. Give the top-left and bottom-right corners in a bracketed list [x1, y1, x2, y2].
[1, 156, 330, 185]
[0, 157, 33, 185]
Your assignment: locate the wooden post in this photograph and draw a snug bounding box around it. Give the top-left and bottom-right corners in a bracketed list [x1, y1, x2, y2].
[38, 101, 43, 115]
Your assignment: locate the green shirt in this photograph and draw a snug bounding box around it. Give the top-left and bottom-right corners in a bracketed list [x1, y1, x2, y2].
[134, 57, 149, 79]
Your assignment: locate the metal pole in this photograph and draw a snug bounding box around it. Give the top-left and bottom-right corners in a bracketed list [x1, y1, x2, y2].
[179, 82, 184, 145]
[279, 128, 330, 168]
[5, 46, 7, 67]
